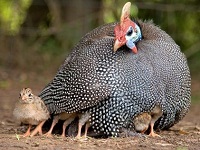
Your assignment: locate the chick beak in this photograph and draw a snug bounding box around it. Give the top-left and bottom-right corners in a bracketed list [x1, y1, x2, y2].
[21, 96, 26, 101]
[113, 39, 126, 52]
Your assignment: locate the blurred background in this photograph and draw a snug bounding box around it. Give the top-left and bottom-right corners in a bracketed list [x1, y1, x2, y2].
[0, 0, 199, 102]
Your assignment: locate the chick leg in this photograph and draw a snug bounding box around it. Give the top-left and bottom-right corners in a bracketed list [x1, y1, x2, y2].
[45, 116, 59, 137]
[61, 117, 76, 137]
[30, 120, 46, 137]
[23, 124, 32, 137]
[140, 127, 148, 134]
[148, 105, 162, 137]
[148, 121, 160, 137]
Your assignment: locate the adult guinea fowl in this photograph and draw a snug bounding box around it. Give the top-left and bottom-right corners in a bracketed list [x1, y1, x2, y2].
[39, 2, 191, 137]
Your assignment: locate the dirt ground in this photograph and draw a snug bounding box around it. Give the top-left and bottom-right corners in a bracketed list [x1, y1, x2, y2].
[0, 71, 199, 150]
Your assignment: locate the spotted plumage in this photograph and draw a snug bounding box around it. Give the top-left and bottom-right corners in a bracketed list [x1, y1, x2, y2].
[39, 3, 191, 137]
[87, 20, 191, 136]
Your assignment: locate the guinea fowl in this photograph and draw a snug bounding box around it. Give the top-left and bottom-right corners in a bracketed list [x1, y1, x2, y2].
[13, 88, 50, 137]
[112, 2, 191, 135]
[39, 2, 191, 137]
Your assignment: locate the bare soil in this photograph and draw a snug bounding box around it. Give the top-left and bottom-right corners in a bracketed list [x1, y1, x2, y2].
[0, 71, 199, 150]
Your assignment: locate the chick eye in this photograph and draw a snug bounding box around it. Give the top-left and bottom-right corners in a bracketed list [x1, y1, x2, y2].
[126, 26, 133, 36]
[28, 94, 32, 97]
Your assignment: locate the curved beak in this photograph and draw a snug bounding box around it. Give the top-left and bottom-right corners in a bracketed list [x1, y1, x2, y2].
[113, 39, 125, 52]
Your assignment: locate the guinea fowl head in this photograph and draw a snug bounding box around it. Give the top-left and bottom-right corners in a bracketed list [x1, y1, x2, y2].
[19, 88, 34, 103]
[114, 2, 142, 53]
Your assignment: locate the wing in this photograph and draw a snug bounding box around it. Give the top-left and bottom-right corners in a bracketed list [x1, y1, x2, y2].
[39, 23, 117, 114]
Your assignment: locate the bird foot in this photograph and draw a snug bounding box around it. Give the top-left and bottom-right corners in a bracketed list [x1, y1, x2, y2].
[22, 132, 31, 137]
[44, 132, 54, 138]
[75, 135, 88, 141]
[148, 131, 161, 137]
[30, 121, 46, 137]
[75, 135, 81, 139]
[61, 134, 66, 138]
[30, 128, 42, 137]
[22, 125, 32, 137]
[83, 135, 92, 140]
[75, 131, 82, 139]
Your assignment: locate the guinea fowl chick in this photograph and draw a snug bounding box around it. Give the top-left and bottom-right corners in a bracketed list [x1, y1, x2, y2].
[134, 112, 151, 134]
[45, 112, 90, 138]
[13, 88, 50, 137]
[133, 105, 163, 137]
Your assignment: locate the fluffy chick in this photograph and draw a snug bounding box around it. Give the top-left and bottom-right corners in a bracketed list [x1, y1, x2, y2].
[13, 88, 50, 137]
[134, 112, 151, 134]
[133, 105, 163, 137]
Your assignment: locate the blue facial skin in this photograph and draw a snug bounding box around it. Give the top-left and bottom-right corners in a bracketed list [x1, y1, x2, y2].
[125, 24, 142, 50]
[126, 39, 136, 50]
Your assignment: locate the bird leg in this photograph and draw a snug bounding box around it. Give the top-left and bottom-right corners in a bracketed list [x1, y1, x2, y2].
[76, 123, 83, 138]
[23, 124, 32, 137]
[148, 105, 162, 137]
[148, 122, 160, 137]
[76, 113, 90, 139]
[83, 122, 90, 138]
[61, 117, 75, 137]
[30, 120, 46, 137]
[140, 127, 148, 134]
[44, 117, 59, 137]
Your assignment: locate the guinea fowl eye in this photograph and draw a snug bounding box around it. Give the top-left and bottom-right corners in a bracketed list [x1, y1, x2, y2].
[126, 26, 133, 36]
[134, 28, 138, 33]
[28, 94, 32, 97]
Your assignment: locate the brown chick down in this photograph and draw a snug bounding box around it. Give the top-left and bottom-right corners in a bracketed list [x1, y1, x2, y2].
[13, 88, 50, 137]
[133, 105, 163, 137]
[45, 112, 90, 138]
